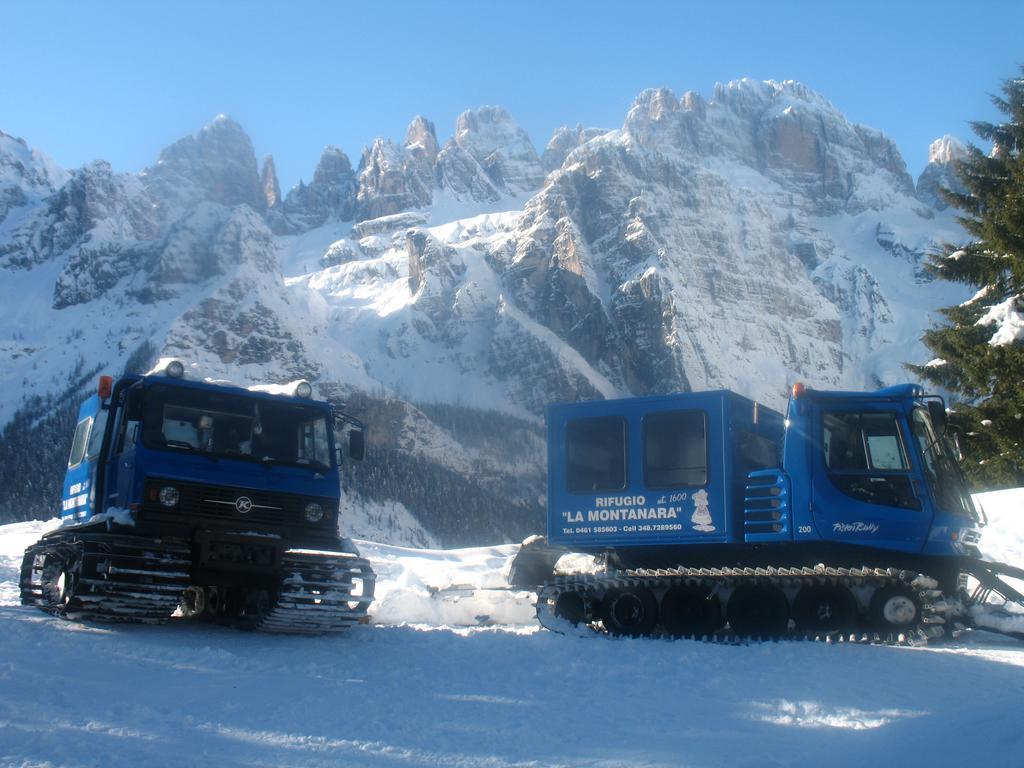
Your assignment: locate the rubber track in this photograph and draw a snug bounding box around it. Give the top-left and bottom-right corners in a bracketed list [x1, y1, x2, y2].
[255, 550, 376, 634]
[536, 564, 947, 645]
[20, 534, 191, 623]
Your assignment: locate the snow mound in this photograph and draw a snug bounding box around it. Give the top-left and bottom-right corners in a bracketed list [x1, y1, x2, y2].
[976, 488, 1024, 565]
[357, 540, 536, 627]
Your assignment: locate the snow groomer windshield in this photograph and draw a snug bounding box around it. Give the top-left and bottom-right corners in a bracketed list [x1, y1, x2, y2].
[140, 383, 332, 469]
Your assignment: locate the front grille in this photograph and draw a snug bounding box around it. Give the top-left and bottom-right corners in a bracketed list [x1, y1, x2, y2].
[185, 483, 285, 524]
[143, 479, 333, 528]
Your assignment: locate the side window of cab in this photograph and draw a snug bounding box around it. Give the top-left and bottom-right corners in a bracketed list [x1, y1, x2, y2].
[68, 417, 93, 468]
[565, 417, 627, 493]
[822, 411, 920, 510]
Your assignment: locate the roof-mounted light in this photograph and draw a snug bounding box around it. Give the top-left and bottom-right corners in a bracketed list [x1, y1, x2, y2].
[295, 380, 313, 399]
[165, 360, 185, 378]
[98, 375, 113, 399]
[791, 382, 806, 399]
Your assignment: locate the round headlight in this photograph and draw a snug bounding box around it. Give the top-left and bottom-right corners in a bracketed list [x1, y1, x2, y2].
[295, 381, 313, 399]
[304, 502, 324, 523]
[165, 360, 185, 378]
[159, 485, 179, 507]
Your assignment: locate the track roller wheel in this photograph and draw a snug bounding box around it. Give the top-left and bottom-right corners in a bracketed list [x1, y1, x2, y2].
[726, 583, 789, 637]
[660, 585, 723, 636]
[40, 546, 81, 613]
[553, 590, 591, 625]
[601, 587, 658, 637]
[793, 584, 856, 634]
[869, 584, 921, 632]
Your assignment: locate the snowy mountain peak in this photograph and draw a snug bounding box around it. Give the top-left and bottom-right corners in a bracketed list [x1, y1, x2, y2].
[628, 87, 682, 122]
[917, 135, 969, 210]
[680, 90, 708, 117]
[275, 145, 357, 232]
[141, 115, 265, 217]
[313, 145, 354, 185]
[928, 134, 967, 165]
[405, 116, 440, 162]
[453, 106, 524, 150]
[714, 78, 840, 118]
[0, 130, 68, 191]
[619, 78, 915, 214]
[542, 124, 609, 171]
[0, 130, 68, 226]
[449, 106, 545, 194]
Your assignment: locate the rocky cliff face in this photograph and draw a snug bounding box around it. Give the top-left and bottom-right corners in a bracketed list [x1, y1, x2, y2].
[162, 206, 322, 380]
[542, 124, 609, 171]
[2, 160, 158, 277]
[140, 115, 265, 219]
[0, 81, 973, 543]
[356, 138, 431, 221]
[276, 145, 357, 232]
[482, 80, 953, 405]
[448, 106, 546, 194]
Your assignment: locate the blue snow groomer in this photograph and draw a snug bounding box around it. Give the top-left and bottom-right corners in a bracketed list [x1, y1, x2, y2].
[516, 384, 1024, 642]
[21, 360, 374, 633]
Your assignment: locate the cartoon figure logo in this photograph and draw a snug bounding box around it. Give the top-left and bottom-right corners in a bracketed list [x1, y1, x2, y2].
[690, 489, 715, 532]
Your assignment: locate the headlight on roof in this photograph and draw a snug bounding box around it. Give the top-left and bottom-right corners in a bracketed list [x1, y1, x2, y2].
[295, 380, 313, 399]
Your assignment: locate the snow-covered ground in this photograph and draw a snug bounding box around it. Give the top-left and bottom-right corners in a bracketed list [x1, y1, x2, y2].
[1, 490, 1022, 767]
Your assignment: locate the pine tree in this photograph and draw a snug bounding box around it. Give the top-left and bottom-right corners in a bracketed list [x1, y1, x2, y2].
[911, 68, 1024, 487]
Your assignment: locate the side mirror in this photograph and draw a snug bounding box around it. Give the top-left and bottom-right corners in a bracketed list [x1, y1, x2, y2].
[927, 400, 948, 437]
[348, 429, 365, 462]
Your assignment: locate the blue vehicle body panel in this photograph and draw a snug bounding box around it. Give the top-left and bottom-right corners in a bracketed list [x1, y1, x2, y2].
[61, 395, 104, 523]
[111, 448, 338, 512]
[547, 391, 784, 552]
[545, 384, 979, 560]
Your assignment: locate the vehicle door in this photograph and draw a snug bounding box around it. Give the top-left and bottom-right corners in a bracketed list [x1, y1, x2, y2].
[107, 385, 143, 511]
[62, 395, 107, 523]
[810, 405, 933, 553]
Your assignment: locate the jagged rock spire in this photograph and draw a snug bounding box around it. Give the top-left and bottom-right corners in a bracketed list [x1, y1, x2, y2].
[405, 116, 439, 163]
[260, 155, 281, 209]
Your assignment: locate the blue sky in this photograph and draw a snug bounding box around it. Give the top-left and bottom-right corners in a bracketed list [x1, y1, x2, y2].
[2, 0, 1021, 192]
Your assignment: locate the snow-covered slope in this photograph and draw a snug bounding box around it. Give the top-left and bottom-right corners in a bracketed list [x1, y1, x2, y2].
[0, 491, 1022, 767]
[977, 488, 1024, 566]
